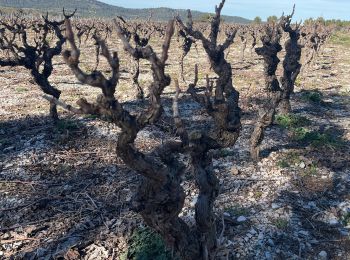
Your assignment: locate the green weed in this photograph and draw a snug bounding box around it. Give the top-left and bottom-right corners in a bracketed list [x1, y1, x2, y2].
[15, 87, 29, 93]
[121, 227, 172, 260]
[302, 163, 318, 177]
[84, 114, 99, 120]
[294, 76, 302, 87]
[275, 114, 310, 129]
[301, 90, 324, 104]
[254, 191, 263, 198]
[291, 127, 310, 141]
[55, 119, 80, 134]
[277, 159, 290, 168]
[292, 128, 345, 149]
[309, 164, 318, 174]
[341, 213, 350, 226]
[272, 218, 289, 230]
[225, 205, 249, 216]
[277, 152, 301, 169]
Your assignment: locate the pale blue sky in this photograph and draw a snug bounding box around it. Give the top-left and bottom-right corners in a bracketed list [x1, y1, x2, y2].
[100, 0, 350, 20]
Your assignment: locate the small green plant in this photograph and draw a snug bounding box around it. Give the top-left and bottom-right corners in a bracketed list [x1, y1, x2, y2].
[225, 204, 249, 216]
[275, 114, 310, 129]
[55, 119, 80, 134]
[302, 163, 318, 177]
[15, 87, 29, 93]
[277, 159, 290, 168]
[277, 152, 302, 168]
[291, 127, 310, 141]
[310, 131, 343, 149]
[308, 163, 318, 175]
[84, 114, 99, 120]
[254, 191, 263, 198]
[341, 213, 350, 226]
[275, 113, 344, 149]
[301, 90, 323, 104]
[294, 76, 302, 87]
[292, 128, 344, 149]
[272, 218, 289, 230]
[122, 227, 172, 260]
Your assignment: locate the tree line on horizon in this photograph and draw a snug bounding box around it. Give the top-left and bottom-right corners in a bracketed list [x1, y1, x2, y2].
[251, 15, 350, 28]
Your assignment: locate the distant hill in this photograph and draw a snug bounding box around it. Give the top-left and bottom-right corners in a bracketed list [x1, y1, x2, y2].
[0, 0, 251, 24]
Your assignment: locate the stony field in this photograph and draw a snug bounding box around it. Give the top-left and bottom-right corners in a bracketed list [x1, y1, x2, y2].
[0, 29, 349, 259]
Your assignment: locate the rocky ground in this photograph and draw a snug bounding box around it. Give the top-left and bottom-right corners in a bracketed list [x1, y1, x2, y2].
[0, 30, 349, 259]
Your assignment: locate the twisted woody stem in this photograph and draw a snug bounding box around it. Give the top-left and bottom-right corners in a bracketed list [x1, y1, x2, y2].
[250, 22, 283, 161]
[0, 9, 76, 120]
[52, 16, 225, 259]
[61, 17, 213, 260]
[174, 78, 221, 260]
[176, 0, 241, 147]
[279, 5, 303, 114]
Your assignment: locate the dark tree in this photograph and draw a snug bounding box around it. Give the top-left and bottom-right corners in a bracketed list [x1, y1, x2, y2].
[0, 10, 76, 120]
[177, 0, 241, 146]
[239, 27, 247, 61]
[302, 23, 320, 70]
[44, 11, 238, 259]
[115, 14, 156, 99]
[249, 26, 259, 57]
[279, 6, 303, 114]
[250, 21, 283, 161]
[176, 25, 196, 82]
